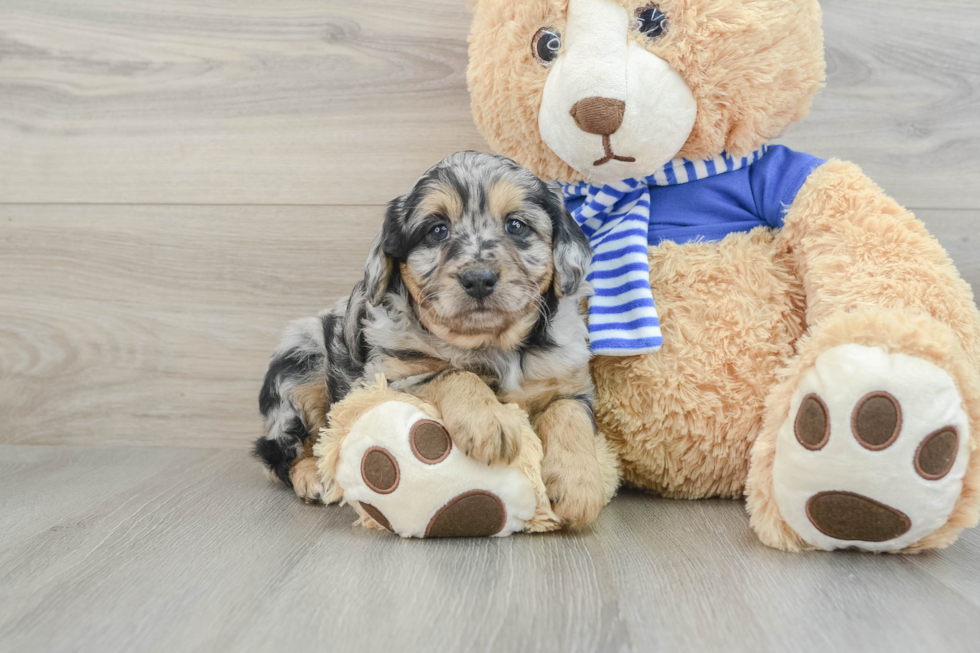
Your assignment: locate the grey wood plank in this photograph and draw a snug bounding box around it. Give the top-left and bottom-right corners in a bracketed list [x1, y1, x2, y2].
[0, 445, 978, 653]
[1, 0, 978, 208]
[0, 445, 216, 551]
[596, 495, 980, 653]
[1, 206, 977, 449]
[0, 205, 383, 448]
[0, 0, 486, 206]
[0, 445, 345, 653]
[775, 0, 980, 210]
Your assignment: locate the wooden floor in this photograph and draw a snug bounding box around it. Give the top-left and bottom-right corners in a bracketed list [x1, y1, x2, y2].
[1, 1, 979, 651]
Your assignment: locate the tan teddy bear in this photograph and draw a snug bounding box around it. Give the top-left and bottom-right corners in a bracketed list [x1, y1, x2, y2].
[467, 0, 980, 552]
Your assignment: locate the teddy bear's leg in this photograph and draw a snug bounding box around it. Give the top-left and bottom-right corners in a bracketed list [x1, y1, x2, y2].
[532, 398, 620, 528]
[320, 376, 560, 536]
[746, 160, 980, 552]
[313, 376, 428, 508]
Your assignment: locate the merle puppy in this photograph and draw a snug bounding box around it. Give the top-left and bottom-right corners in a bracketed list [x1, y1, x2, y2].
[255, 151, 609, 527]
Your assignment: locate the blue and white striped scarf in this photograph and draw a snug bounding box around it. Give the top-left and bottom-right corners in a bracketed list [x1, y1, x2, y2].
[560, 146, 769, 356]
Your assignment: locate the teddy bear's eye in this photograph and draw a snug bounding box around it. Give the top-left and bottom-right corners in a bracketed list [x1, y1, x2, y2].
[634, 4, 669, 41]
[531, 28, 562, 66]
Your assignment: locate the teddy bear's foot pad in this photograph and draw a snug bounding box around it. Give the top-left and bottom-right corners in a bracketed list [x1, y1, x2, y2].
[773, 344, 970, 551]
[357, 491, 507, 537]
[336, 401, 536, 538]
[805, 491, 910, 542]
[425, 490, 506, 537]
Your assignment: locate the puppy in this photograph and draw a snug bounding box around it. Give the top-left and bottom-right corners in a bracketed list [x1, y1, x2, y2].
[255, 151, 608, 527]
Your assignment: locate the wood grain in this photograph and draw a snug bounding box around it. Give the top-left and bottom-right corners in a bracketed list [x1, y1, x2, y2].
[0, 205, 383, 448]
[0, 0, 977, 207]
[0, 445, 978, 653]
[775, 0, 980, 210]
[920, 209, 980, 299]
[0, 0, 486, 206]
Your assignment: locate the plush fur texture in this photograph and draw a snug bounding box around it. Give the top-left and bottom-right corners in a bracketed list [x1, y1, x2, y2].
[591, 227, 806, 498]
[467, 1, 980, 550]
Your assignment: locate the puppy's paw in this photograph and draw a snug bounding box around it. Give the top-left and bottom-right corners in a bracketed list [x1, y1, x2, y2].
[542, 448, 606, 529]
[289, 457, 325, 503]
[445, 401, 524, 466]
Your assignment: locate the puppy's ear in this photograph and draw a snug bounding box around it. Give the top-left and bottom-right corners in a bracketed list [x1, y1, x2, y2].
[364, 197, 408, 306]
[363, 232, 392, 306]
[541, 182, 591, 297]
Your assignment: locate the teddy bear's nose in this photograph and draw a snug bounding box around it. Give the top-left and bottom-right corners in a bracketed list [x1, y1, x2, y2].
[569, 97, 626, 136]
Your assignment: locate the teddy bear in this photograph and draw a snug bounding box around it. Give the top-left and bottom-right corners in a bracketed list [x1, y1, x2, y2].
[465, 0, 980, 552]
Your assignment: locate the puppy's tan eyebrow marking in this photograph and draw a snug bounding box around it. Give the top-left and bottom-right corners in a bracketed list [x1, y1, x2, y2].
[487, 179, 526, 219]
[415, 184, 464, 223]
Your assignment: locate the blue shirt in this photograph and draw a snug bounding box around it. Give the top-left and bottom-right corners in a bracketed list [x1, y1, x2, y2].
[644, 145, 826, 245]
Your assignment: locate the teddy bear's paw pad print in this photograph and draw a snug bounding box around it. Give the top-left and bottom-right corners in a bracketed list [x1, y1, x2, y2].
[335, 401, 537, 538]
[425, 490, 506, 538]
[410, 420, 452, 464]
[852, 392, 902, 450]
[773, 344, 970, 551]
[794, 394, 830, 450]
[805, 491, 910, 542]
[915, 427, 960, 480]
[358, 502, 392, 531]
[360, 447, 399, 494]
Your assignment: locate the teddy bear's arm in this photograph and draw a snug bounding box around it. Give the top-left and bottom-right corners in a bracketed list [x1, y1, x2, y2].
[780, 158, 980, 363]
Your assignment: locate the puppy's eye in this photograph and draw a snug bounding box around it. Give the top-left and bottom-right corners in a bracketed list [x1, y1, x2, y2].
[427, 224, 450, 243]
[634, 4, 669, 41]
[531, 28, 561, 66]
[505, 218, 529, 237]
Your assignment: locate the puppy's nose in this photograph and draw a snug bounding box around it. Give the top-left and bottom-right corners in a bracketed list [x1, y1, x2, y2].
[459, 269, 499, 300]
[570, 97, 626, 136]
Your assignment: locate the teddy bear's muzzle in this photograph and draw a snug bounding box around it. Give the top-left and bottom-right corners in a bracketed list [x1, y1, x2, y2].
[537, 0, 697, 182]
[569, 96, 625, 136]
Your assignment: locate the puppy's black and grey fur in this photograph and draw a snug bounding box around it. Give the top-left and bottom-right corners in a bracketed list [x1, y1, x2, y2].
[255, 152, 604, 524]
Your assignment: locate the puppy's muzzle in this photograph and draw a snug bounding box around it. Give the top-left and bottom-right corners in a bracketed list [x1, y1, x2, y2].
[459, 268, 499, 300]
